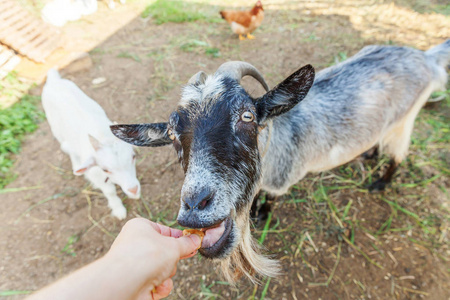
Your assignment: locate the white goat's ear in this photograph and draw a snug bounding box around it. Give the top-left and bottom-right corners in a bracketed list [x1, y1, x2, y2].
[89, 135, 102, 151]
[110, 123, 171, 147]
[73, 157, 96, 175]
[256, 64, 315, 124]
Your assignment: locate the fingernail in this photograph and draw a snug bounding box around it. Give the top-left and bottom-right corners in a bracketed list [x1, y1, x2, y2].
[188, 234, 201, 247]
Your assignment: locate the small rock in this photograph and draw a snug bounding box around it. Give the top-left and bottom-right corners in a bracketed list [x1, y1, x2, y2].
[92, 77, 106, 85]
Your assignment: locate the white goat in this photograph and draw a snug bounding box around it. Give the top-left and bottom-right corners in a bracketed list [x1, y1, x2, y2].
[42, 69, 140, 219]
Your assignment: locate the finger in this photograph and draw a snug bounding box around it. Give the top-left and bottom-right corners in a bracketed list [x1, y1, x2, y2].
[152, 278, 173, 300]
[170, 265, 177, 278]
[174, 234, 201, 258]
[148, 222, 183, 238]
[180, 250, 198, 260]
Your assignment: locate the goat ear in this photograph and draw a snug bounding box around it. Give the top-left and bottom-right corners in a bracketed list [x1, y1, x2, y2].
[74, 157, 96, 175]
[89, 135, 102, 151]
[256, 64, 315, 124]
[110, 123, 171, 147]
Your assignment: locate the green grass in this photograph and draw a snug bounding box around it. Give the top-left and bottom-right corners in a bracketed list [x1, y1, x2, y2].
[0, 92, 44, 188]
[0, 71, 32, 109]
[117, 51, 142, 62]
[430, 87, 450, 103]
[410, 94, 450, 175]
[179, 39, 221, 58]
[61, 234, 80, 257]
[141, 0, 219, 24]
[180, 39, 209, 52]
[194, 278, 223, 299]
[391, 0, 450, 15]
[332, 51, 348, 65]
[433, 4, 450, 15]
[0, 290, 32, 297]
[205, 47, 221, 58]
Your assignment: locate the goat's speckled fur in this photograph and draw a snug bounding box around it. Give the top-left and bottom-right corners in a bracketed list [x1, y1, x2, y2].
[111, 40, 450, 282]
[259, 41, 450, 196]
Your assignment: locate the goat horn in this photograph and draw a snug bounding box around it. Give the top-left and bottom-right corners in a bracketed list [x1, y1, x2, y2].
[215, 61, 269, 92]
[188, 71, 207, 85]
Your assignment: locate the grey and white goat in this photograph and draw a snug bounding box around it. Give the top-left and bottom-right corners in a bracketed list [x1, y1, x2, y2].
[42, 69, 140, 219]
[111, 40, 450, 282]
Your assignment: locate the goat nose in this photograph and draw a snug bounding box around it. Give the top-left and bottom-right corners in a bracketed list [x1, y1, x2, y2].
[128, 185, 139, 195]
[183, 190, 214, 211]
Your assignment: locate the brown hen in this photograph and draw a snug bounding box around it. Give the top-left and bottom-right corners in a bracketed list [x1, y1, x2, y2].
[220, 1, 264, 40]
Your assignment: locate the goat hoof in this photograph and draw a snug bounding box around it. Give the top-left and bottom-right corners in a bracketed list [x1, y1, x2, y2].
[368, 180, 387, 193]
[251, 214, 269, 228]
[110, 205, 127, 220]
[361, 147, 378, 160]
[255, 212, 270, 228]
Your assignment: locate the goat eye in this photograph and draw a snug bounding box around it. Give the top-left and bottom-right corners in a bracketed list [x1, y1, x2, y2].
[103, 169, 112, 174]
[167, 129, 175, 140]
[241, 111, 254, 122]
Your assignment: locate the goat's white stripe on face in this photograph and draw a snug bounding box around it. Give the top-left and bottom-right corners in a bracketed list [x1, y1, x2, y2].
[180, 75, 226, 107]
[180, 149, 234, 224]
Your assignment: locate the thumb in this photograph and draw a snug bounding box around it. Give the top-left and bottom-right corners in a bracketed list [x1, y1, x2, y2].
[175, 234, 201, 258]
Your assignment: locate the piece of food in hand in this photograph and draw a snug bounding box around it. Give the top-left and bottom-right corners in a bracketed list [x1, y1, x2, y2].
[219, 1, 264, 40]
[182, 229, 205, 249]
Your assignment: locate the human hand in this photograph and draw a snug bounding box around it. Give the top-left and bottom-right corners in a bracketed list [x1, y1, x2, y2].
[105, 218, 201, 300]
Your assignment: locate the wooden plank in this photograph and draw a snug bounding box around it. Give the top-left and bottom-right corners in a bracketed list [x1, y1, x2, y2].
[17, 25, 58, 53]
[0, 9, 29, 31]
[21, 35, 50, 58]
[0, 0, 61, 62]
[0, 16, 30, 40]
[0, 5, 22, 23]
[0, 0, 14, 13]
[0, 48, 15, 67]
[12, 20, 43, 49]
[27, 35, 61, 62]
[1, 19, 41, 45]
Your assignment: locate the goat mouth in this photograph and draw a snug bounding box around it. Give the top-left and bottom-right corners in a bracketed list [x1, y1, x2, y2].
[198, 217, 233, 258]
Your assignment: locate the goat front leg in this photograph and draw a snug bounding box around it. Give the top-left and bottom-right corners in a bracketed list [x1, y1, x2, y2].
[362, 146, 379, 160]
[257, 194, 277, 224]
[368, 159, 398, 192]
[84, 168, 127, 219]
[250, 191, 261, 220]
[251, 192, 277, 227]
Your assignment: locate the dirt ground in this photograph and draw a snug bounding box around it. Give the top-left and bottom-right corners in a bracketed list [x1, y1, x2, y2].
[1, 0, 449, 299]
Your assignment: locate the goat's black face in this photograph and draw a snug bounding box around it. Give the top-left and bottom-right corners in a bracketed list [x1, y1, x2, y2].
[169, 79, 261, 258]
[111, 63, 315, 260]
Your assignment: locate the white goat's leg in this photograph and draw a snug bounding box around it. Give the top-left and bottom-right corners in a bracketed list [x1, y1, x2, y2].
[84, 168, 127, 219]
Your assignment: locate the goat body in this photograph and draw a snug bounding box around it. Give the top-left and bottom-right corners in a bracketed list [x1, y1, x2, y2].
[259, 41, 450, 196]
[42, 70, 140, 219]
[111, 40, 450, 281]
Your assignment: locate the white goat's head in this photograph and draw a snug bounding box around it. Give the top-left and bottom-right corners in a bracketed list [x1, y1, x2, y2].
[111, 61, 314, 282]
[74, 135, 140, 199]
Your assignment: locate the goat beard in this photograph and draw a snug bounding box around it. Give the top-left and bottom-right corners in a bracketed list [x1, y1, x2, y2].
[217, 204, 281, 284]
